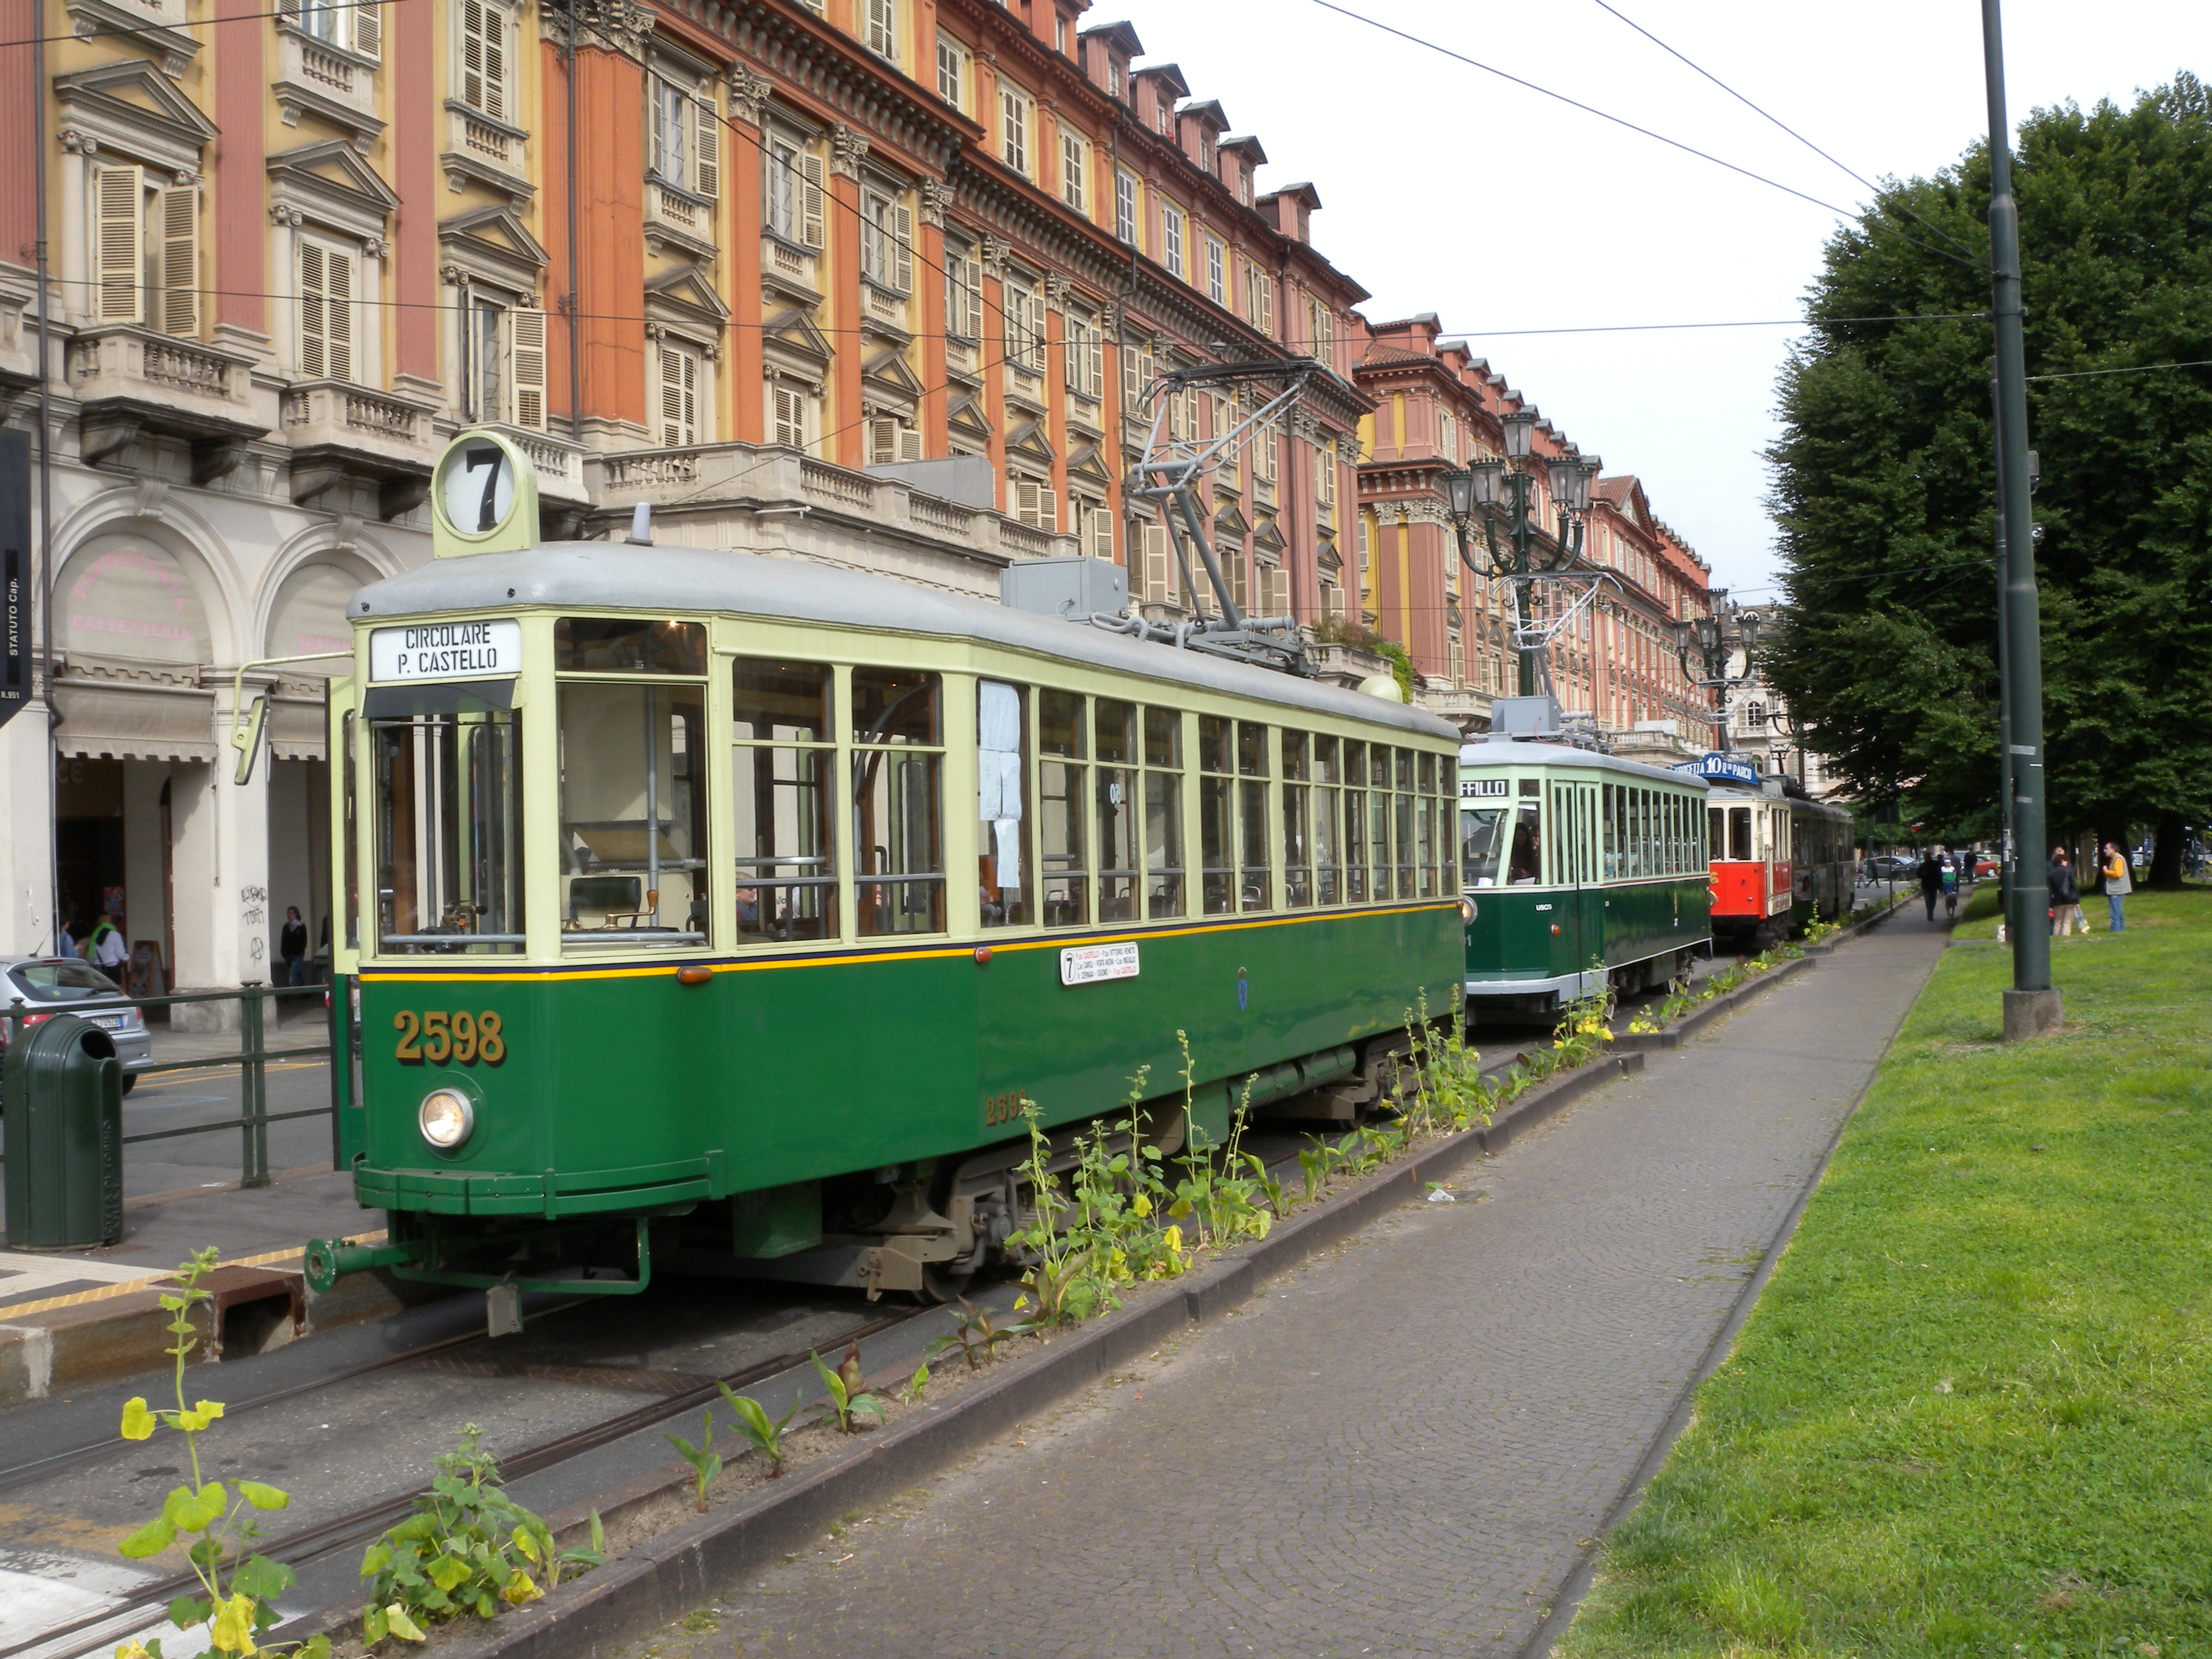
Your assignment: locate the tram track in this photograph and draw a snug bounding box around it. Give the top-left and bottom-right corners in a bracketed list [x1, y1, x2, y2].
[4, 1301, 926, 1659]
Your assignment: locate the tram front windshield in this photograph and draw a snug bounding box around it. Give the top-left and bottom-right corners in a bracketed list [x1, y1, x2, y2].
[1461, 800, 1543, 887]
[372, 709, 525, 954]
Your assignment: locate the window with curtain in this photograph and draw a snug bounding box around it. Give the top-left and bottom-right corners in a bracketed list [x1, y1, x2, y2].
[977, 679, 1028, 928]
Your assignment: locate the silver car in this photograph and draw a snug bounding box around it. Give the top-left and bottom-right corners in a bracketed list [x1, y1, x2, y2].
[1, 957, 153, 1093]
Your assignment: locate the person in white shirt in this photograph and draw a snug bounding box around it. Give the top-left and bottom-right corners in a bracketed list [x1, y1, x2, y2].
[90, 914, 129, 971]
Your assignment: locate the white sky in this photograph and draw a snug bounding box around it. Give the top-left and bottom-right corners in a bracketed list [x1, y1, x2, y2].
[1107, 0, 2210, 598]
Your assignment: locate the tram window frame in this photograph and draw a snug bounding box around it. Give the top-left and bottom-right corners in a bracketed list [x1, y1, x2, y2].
[1341, 739, 1368, 902]
[1728, 805, 1753, 861]
[555, 616, 707, 676]
[851, 666, 946, 938]
[1312, 734, 1342, 905]
[1238, 720, 1273, 912]
[1096, 697, 1139, 922]
[1037, 687, 1089, 928]
[557, 674, 711, 951]
[732, 657, 839, 945]
[1416, 753, 1438, 898]
[370, 705, 527, 956]
[1280, 730, 1312, 909]
[1368, 745, 1393, 899]
[1143, 706, 1185, 919]
[341, 709, 360, 951]
[978, 678, 1031, 929]
[1198, 714, 1235, 916]
[1393, 749, 1417, 900]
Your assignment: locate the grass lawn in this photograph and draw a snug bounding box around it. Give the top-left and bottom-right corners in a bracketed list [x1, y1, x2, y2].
[1559, 884, 2212, 1659]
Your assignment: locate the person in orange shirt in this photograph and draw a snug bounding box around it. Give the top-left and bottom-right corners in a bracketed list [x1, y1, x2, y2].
[2101, 842, 2132, 933]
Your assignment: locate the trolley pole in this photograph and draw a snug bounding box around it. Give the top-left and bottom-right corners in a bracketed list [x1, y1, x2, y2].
[1983, 0, 2060, 1038]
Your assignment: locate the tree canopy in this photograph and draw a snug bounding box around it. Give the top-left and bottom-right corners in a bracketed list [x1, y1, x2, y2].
[1763, 72, 2212, 863]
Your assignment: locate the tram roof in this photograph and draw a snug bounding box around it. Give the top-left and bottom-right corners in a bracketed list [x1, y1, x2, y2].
[350, 541, 1461, 740]
[1456, 738, 1712, 791]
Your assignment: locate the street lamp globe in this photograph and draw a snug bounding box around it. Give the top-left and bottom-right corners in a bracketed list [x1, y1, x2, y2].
[1501, 409, 1536, 460]
[1441, 467, 1475, 524]
[1469, 456, 1504, 507]
[1544, 453, 1580, 508]
[1572, 457, 1601, 512]
[1738, 610, 1761, 655]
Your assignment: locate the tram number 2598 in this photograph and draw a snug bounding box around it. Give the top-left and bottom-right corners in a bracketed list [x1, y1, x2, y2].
[394, 1010, 507, 1065]
[981, 1089, 1030, 1129]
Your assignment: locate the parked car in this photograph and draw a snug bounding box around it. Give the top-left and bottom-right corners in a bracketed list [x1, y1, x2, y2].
[0, 957, 152, 1093]
[1973, 855, 2000, 879]
[1865, 855, 1918, 881]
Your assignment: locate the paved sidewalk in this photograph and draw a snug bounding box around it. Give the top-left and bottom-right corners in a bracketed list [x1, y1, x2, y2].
[635, 921, 1949, 1659]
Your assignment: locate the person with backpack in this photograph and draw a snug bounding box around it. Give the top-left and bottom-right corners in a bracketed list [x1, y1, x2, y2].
[2047, 848, 2082, 937]
[2100, 842, 2131, 933]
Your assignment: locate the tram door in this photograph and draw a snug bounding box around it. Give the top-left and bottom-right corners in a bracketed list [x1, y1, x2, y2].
[1548, 780, 1601, 994]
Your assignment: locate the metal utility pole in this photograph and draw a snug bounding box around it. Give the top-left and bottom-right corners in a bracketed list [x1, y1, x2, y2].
[1983, 0, 2060, 1037]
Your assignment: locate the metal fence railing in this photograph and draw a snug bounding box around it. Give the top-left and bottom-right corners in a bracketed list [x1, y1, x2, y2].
[1, 983, 338, 1188]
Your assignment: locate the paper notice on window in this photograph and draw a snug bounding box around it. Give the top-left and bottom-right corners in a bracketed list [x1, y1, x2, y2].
[1059, 942, 1139, 986]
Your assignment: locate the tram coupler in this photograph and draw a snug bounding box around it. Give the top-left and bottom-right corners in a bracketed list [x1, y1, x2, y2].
[304, 1233, 427, 1294]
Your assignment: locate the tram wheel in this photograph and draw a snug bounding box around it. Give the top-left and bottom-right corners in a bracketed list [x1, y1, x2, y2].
[920, 1261, 976, 1304]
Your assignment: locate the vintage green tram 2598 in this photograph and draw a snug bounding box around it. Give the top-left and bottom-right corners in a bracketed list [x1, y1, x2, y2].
[305, 434, 1465, 1303]
[1458, 739, 1713, 1016]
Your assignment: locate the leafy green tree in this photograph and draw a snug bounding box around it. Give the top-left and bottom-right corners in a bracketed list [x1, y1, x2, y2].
[1764, 73, 2212, 881]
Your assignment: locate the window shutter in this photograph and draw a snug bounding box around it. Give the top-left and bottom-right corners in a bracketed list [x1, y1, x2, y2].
[351, 0, 380, 60]
[94, 165, 143, 324]
[297, 240, 325, 377]
[154, 184, 197, 337]
[694, 93, 720, 198]
[869, 416, 894, 467]
[900, 423, 922, 462]
[866, 0, 896, 58]
[508, 307, 546, 429]
[1040, 485, 1058, 533]
[325, 246, 353, 381]
[963, 255, 983, 338]
[659, 344, 696, 446]
[275, 0, 300, 20]
[461, 0, 503, 120]
[799, 153, 826, 248]
[648, 78, 668, 179]
[1088, 503, 1113, 561]
[1014, 479, 1038, 525]
[891, 203, 913, 293]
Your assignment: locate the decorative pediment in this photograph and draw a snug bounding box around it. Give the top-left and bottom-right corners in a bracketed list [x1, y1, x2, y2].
[860, 347, 926, 404]
[438, 205, 547, 292]
[761, 305, 833, 370]
[267, 140, 400, 238]
[1007, 418, 1055, 467]
[55, 58, 218, 169]
[948, 393, 993, 443]
[1252, 515, 1286, 555]
[1211, 498, 1251, 538]
[1316, 537, 1343, 573]
[645, 264, 732, 337]
[1066, 443, 1113, 487]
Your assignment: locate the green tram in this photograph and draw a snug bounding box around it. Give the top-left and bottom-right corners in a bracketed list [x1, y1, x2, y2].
[1458, 740, 1713, 1015]
[307, 433, 1464, 1302]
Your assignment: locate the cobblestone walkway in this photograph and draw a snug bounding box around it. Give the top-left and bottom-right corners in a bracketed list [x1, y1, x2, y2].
[633, 921, 1949, 1659]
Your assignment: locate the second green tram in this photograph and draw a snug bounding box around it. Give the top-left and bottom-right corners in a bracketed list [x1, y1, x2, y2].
[1459, 739, 1713, 1014]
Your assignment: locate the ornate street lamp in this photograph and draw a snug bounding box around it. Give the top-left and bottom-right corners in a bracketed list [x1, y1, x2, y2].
[1439, 412, 1599, 699]
[1673, 596, 1764, 754]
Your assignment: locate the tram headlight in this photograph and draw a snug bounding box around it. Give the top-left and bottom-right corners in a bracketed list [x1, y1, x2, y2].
[418, 1088, 474, 1150]
[1459, 897, 1476, 924]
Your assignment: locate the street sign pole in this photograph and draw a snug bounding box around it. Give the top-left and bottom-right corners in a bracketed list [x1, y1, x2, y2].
[1982, 0, 2060, 1038]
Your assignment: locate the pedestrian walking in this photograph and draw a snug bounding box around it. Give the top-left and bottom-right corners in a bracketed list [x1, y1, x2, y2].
[1919, 850, 1943, 921]
[2047, 847, 2082, 937]
[279, 905, 308, 986]
[2100, 841, 2131, 932]
[1941, 856, 1959, 920]
[88, 913, 128, 972]
[56, 911, 76, 960]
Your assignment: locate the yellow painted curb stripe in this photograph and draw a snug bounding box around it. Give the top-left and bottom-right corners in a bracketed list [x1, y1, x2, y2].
[359, 902, 1463, 985]
[0, 1232, 387, 1323]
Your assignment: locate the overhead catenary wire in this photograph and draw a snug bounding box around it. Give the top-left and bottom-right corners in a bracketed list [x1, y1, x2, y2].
[0, 0, 405, 49]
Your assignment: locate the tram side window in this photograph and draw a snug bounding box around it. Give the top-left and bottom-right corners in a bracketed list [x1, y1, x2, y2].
[1281, 731, 1312, 908]
[853, 668, 945, 937]
[1728, 805, 1753, 861]
[559, 680, 709, 947]
[1708, 806, 1723, 864]
[1096, 698, 1138, 922]
[1462, 801, 1508, 887]
[1417, 753, 1439, 898]
[734, 658, 837, 943]
[342, 710, 360, 950]
[1342, 740, 1368, 902]
[555, 617, 707, 676]
[1312, 734, 1341, 905]
[1198, 716, 1235, 916]
[1239, 720, 1273, 911]
[1038, 689, 1088, 927]
[1362, 747, 1380, 902]
[978, 679, 1029, 928]
[1143, 706, 1185, 919]
[372, 709, 524, 954]
[1393, 748, 1417, 900]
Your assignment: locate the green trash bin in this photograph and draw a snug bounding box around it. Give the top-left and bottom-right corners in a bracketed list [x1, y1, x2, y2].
[3, 1013, 125, 1249]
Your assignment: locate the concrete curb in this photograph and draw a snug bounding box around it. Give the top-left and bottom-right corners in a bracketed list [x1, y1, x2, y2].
[1805, 891, 1913, 954]
[311, 1053, 1649, 1659]
[1613, 953, 1813, 1051]
[0, 1268, 428, 1408]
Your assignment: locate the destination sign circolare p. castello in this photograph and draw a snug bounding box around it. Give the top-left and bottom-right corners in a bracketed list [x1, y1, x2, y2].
[368, 619, 522, 683]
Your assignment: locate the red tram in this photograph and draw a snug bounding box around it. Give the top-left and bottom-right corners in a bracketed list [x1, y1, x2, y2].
[1675, 755, 1854, 949]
